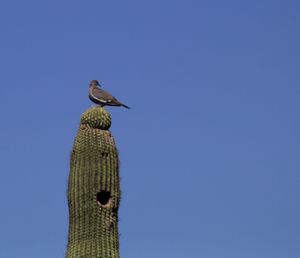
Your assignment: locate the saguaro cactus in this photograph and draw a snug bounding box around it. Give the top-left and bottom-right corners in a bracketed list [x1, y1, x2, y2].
[66, 106, 120, 258]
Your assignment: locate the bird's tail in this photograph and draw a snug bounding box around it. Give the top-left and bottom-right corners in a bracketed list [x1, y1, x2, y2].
[121, 103, 130, 109]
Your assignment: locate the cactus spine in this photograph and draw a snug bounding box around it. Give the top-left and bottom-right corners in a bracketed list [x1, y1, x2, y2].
[66, 106, 120, 258]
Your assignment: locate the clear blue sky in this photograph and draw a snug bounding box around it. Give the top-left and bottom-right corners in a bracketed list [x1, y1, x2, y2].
[0, 1, 299, 257]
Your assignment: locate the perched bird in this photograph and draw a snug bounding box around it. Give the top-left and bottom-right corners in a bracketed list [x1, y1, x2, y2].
[88, 80, 130, 109]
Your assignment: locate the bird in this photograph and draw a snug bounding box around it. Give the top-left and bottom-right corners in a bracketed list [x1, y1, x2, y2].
[88, 80, 130, 109]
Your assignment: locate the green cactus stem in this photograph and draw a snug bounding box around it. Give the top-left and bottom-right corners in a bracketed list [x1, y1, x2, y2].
[66, 106, 120, 258]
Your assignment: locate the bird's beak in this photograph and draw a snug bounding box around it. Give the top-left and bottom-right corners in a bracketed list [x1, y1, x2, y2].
[97, 83, 101, 87]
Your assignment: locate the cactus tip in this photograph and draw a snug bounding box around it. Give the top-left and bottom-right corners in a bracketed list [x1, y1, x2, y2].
[80, 106, 112, 130]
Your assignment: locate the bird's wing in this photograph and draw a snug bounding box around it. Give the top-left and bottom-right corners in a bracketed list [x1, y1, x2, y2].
[92, 87, 117, 103]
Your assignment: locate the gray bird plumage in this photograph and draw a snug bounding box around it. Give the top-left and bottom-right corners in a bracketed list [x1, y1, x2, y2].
[88, 80, 130, 109]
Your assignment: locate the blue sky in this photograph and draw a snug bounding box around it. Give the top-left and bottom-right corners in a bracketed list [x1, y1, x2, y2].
[0, 1, 299, 257]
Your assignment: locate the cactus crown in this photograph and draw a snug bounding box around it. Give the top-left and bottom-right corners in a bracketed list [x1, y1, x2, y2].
[80, 106, 111, 130]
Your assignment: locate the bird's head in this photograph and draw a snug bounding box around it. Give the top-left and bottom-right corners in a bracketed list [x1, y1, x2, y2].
[89, 80, 101, 87]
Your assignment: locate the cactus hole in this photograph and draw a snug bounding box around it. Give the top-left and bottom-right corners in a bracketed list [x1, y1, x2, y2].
[97, 191, 111, 207]
[101, 152, 109, 157]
